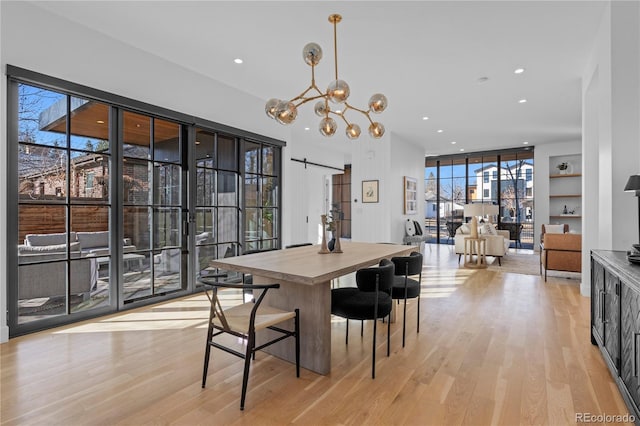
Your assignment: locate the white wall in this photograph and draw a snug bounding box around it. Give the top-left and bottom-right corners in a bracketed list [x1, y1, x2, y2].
[283, 136, 345, 246]
[350, 132, 425, 244]
[581, 1, 640, 297]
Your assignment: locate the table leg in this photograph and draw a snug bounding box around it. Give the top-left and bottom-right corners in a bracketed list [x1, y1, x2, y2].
[253, 275, 331, 375]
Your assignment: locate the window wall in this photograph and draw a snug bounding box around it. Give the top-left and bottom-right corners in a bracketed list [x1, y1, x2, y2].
[424, 148, 534, 249]
[8, 68, 283, 336]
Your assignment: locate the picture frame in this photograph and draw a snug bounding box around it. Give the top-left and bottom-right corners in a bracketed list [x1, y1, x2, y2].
[404, 176, 417, 214]
[362, 180, 379, 203]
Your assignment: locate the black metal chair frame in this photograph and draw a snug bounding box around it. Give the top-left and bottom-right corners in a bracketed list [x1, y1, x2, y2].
[200, 275, 300, 410]
[332, 261, 393, 379]
[391, 252, 423, 347]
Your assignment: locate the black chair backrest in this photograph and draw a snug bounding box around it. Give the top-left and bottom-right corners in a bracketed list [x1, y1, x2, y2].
[356, 259, 395, 293]
[391, 251, 423, 276]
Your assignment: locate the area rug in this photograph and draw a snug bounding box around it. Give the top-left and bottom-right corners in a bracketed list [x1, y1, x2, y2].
[484, 251, 581, 280]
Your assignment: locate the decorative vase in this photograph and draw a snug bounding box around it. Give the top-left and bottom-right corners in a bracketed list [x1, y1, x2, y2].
[328, 237, 336, 251]
[319, 215, 330, 254]
[333, 221, 343, 253]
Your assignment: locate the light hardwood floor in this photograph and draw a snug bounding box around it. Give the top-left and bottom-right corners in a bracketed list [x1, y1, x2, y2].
[1, 244, 632, 425]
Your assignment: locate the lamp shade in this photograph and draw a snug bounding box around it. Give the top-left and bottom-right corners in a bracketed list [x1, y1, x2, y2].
[464, 203, 498, 217]
[464, 203, 484, 218]
[624, 175, 640, 192]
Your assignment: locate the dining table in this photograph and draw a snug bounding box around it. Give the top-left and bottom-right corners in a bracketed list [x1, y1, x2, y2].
[208, 241, 415, 375]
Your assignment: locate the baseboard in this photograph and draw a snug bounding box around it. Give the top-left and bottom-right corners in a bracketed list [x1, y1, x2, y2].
[0, 325, 9, 343]
[580, 281, 590, 297]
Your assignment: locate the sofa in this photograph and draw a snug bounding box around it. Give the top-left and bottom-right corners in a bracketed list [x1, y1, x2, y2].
[455, 223, 510, 265]
[18, 231, 136, 300]
[540, 232, 581, 281]
[18, 242, 94, 300]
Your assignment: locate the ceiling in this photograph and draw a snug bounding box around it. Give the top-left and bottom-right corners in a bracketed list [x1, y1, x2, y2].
[32, 1, 606, 156]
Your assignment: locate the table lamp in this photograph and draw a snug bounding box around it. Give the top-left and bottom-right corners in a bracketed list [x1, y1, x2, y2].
[624, 174, 640, 243]
[483, 204, 500, 224]
[464, 203, 484, 238]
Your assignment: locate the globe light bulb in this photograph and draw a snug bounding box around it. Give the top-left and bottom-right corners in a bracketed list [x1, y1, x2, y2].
[327, 79, 350, 104]
[345, 123, 361, 139]
[275, 101, 297, 125]
[368, 93, 388, 114]
[302, 42, 323, 66]
[368, 122, 385, 138]
[314, 101, 328, 117]
[265, 98, 279, 119]
[319, 117, 337, 136]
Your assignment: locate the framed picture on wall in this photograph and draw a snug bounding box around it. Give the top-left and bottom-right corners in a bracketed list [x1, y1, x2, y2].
[362, 180, 379, 203]
[404, 176, 417, 214]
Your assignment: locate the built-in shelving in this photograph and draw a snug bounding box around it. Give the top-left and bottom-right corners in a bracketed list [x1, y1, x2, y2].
[549, 154, 582, 232]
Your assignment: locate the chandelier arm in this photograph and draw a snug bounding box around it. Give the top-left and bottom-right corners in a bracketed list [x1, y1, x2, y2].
[290, 84, 324, 103]
[293, 94, 327, 108]
[337, 113, 351, 126]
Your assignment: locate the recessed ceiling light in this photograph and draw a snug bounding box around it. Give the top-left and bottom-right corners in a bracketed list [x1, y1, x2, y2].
[451, 141, 457, 145]
[459, 148, 465, 152]
[518, 99, 528, 103]
[523, 141, 529, 145]
[477, 76, 489, 83]
[437, 129, 443, 133]
[422, 116, 429, 120]
[304, 127, 310, 131]
[234, 58, 243, 64]
[96, 120, 105, 124]
[514, 68, 525, 74]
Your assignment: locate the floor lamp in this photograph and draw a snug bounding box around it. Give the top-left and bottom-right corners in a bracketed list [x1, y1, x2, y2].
[625, 174, 640, 244]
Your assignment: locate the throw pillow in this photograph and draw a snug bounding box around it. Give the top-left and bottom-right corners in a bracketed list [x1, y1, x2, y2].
[413, 220, 423, 236]
[482, 223, 497, 236]
[405, 219, 416, 236]
[545, 224, 565, 234]
[459, 223, 471, 234]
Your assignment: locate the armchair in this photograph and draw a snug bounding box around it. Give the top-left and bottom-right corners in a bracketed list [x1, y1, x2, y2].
[540, 232, 581, 281]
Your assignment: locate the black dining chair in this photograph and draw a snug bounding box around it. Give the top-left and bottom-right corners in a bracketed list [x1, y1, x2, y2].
[199, 274, 300, 410]
[330, 258, 395, 378]
[390, 251, 423, 347]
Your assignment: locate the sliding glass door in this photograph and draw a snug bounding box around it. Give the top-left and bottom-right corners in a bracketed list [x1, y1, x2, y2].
[121, 111, 187, 303]
[7, 67, 283, 337]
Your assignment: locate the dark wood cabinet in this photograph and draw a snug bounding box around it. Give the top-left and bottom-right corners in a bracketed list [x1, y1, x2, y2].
[592, 250, 640, 421]
[621, 282, 640, 410]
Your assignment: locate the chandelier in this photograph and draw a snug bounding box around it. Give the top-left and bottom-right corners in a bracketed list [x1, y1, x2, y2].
[265, 14, 388, 139]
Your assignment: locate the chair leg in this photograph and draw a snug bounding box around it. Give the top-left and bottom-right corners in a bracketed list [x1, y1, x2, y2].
[240, 331, 255, 411]
[498, 257, 501, 266]
[417, 295, 420, 333]
[202, 322, 215, 388]
[361, 320, 364, 337]
[345, 318, 349, 345]
[372, 318, 377, 379]
[295, 309, 300, 378]
[402, 297, 408, 348]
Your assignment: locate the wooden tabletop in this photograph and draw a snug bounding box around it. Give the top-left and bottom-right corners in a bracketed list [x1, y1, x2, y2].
[209, 241, 415, 285]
